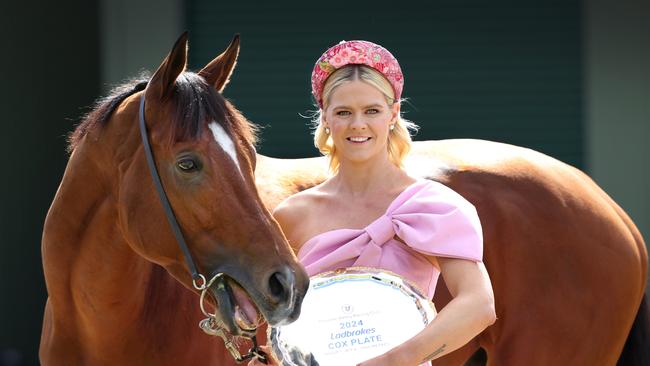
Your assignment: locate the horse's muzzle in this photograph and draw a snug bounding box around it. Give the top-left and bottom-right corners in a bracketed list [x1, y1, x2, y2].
[206, 263, 308, 336]
[263, 265, 309, 326]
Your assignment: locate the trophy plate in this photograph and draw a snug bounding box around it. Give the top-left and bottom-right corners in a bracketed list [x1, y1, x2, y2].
[269, 267, 436, 366]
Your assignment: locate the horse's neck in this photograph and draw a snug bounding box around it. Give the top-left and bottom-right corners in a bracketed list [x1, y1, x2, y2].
[44, 143, 140, 301]
[42, 142, 206, 359]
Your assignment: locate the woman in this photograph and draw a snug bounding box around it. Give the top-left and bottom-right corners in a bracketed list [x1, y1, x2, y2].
[252, 40, 496, 366]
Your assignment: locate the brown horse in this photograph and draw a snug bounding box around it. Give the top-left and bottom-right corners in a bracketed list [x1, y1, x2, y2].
[254, 140, 649, 365]
[40, 34, 309, 365]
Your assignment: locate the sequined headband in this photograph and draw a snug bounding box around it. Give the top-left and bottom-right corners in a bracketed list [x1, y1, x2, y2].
[311, 40, 404, 108]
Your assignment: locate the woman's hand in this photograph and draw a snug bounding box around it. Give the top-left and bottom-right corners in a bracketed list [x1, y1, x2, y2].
[366, 258, 495, 365]
[247, 345, 279, 366]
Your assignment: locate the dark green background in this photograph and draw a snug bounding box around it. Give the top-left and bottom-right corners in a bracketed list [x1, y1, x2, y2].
[1, 1, 100, 365]
[187, 0, 583, 166]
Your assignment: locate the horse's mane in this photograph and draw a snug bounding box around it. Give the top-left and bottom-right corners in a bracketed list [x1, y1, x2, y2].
[68, 72, 258, 152]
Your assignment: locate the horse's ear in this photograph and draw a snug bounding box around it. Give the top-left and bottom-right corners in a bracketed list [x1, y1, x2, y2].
[198, 34, 240, 92]
[146, 32, 188, 100]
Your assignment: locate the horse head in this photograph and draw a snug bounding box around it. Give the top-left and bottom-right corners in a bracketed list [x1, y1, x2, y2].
[114, 33, 307, 336]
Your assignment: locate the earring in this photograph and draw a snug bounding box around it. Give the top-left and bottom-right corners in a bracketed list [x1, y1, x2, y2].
[324, 127, 330, 134]
[389, 124, 395, 131]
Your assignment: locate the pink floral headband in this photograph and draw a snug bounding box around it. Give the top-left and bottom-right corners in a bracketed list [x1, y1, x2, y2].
[311, 40, 404, 108]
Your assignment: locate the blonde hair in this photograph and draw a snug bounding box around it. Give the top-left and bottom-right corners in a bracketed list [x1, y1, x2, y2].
[312, 65, 418, 173]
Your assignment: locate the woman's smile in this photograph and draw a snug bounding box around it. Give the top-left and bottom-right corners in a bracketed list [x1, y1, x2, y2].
[347, 136, 372, 143]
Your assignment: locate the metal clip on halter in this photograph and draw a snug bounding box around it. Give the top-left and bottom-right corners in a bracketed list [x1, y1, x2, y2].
[198, 273, 269, 364]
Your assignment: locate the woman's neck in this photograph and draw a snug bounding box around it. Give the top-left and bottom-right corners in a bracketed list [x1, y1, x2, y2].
[333, 153, 408, 196]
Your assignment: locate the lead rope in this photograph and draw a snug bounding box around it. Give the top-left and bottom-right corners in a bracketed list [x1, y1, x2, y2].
[198, 274, 269, 364]
[139, 93, 267, 364]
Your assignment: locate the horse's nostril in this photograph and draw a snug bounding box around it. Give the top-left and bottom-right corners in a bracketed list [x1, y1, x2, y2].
[268, 268, 294, 303]
[269, 272, 284, 299]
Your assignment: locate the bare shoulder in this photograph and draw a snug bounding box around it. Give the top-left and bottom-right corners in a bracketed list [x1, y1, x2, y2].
[272, 185, 329, 250]
[273, 190, 314, 229]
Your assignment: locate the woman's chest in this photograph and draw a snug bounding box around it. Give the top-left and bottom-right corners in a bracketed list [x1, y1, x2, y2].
[296, 196, 394, 247]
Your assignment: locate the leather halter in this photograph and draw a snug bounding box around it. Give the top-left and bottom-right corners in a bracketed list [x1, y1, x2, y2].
[137, 90, 268, 364]
[138, 88, 205, 289]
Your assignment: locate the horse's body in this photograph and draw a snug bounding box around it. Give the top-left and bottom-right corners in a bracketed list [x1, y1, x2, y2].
[254, 139, 648, 365]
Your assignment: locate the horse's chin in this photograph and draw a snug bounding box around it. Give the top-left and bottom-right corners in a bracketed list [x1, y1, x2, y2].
[209, 277, 262, 337]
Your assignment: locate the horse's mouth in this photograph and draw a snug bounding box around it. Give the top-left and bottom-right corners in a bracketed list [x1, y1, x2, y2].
[208, 276, 263, 337]
[230, 281, 263, 331]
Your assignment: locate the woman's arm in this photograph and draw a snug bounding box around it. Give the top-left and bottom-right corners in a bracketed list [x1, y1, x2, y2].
[358, 258, 496, 366]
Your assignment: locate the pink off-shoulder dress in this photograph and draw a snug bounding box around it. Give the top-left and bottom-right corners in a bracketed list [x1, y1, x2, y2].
[297, 179, 483, 298]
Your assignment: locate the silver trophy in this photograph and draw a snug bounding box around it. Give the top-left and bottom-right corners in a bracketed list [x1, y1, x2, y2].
[269, 267, 436, 366]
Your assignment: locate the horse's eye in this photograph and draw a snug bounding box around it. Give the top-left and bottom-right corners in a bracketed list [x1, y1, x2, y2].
[177, 158, 199, 172]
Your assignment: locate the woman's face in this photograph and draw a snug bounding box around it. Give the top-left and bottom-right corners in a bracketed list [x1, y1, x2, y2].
[323, 80, 399, 166]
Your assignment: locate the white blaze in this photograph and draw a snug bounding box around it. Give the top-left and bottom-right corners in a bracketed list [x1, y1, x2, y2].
[208, 121, 241, 174]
